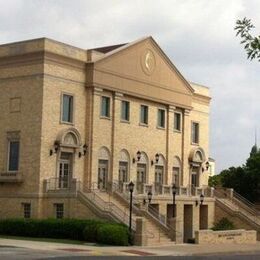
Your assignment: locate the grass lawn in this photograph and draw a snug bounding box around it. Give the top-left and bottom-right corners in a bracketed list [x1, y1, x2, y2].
[0, 235, 87, 245]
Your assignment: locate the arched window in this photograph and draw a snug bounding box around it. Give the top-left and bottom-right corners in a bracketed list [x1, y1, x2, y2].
[63, 133, 78, 146]
[155, 154, 165, 194]
[173, 156, 181, 187]
[136, 152, 148, 194]
[57, 128, 81, 148]
[118, 150, 130, 191]
[194, 151, 203, 162]
[98, 147, 110, 190]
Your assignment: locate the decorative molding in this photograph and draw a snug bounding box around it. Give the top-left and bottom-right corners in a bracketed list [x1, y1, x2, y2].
[114, 92, 124, 100]
[184, 109, 191, 116]
[93, 87, 103, 96]
[141, 49, 156, 75]
[168, 105, 176, 113]
[7, 131, 20, 140]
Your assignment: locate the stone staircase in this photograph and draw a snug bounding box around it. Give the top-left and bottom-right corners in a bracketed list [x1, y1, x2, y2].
[76, 181, 174, 245]
[97, 190, 173, 246]
[214, 188, 260, 239]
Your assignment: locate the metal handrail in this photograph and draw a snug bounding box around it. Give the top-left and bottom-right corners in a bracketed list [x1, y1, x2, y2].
[232, 190, 260, 215]
[214, 189, 260, 226]
[77, 181, 136, 230]
[111, 180, 177, 232]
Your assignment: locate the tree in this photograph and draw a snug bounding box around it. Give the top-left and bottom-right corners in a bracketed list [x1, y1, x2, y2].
[235, 17, 260, 61]
[209, 145, 260, 202]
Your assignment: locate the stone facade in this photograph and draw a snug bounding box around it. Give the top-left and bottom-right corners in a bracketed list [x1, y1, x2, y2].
[0, 36, 214, 243]
[195, 229, 257, 244]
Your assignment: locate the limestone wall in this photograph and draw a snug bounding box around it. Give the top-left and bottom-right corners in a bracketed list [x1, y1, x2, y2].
[195, 229, 257, 244]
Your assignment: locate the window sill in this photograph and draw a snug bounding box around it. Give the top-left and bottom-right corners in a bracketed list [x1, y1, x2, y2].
[173, 129, 182, 133]
[191, 142, 199, 146]
[60, 121, 74, 126]
[156, 126, 166, 130]
[120, 120, 130, 124]
[100, 116, 111, 120]
[139, 123, 149, 127]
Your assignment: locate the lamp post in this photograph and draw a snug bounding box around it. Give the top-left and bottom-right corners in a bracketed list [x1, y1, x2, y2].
[200, 194, 205, 205]
[147, 191, 152, 210]
[128, 181, 134, 232]
[172, 183, 177, 218]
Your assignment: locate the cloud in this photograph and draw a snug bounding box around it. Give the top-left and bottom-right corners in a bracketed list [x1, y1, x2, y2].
[0, 0, 259, 172]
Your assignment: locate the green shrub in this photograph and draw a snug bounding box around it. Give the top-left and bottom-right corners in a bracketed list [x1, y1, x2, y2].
[82, 220, 103, 242]
[96, 224, 129, 246]
[0, 218, 130, 246]
[212, 217, 235, 231]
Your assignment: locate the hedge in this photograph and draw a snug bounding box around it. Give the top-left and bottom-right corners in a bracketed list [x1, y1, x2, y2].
[0, 218, 130, 245]
[96, 224, 129, 246]
[212, 217, 235, 231]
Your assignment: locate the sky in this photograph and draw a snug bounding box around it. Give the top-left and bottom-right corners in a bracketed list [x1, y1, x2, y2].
[0, 0, 259, 173]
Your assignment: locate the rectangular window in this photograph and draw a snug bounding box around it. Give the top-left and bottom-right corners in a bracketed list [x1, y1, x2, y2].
[23, 203, 31, 219]
[101, 96, 110, 118]
[157, 109, 165, 128]
[191, 122, 199, 144]
[140, 105, 148, 125]
[62, 94, 73, 123]
[8, 141, 20, 171]
[174, 112, 181, 131]
[55, 203, 64, 219]
[121, 101, 130, 121]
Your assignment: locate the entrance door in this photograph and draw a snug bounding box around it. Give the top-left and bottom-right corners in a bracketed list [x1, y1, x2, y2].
[119, 162, 128, 192]
[155, 166, 164, 194]
[191, 167, 200, 195]
[184, 205, 193, 243]
[98, 160, 108, 191]
[137, 164, 146, 194]
[59, 152, 72, 189]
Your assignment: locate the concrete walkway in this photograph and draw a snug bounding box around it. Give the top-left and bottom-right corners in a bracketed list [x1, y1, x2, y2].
[0, 238, 259, 257]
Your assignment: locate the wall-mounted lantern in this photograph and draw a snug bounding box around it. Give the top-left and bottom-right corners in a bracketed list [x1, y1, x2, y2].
[133, 151, 141, 164]
[79, 144, 88, 158]
[155, 153, 160, 164]
[49, 140, 60, 156]
[205, 161, 210, 170]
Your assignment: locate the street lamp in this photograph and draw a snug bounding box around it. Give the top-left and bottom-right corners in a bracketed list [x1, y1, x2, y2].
[147, 191, 152, 204]
[200, 194, 205, 205]
[128, 181, 135, 232]
[172, 183, 177, 218]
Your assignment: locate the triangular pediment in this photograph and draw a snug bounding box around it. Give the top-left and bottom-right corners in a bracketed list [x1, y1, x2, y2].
[92, 37, 193, 108]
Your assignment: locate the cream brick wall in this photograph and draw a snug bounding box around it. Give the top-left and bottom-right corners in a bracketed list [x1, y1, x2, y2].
[0, 37, 212, 229]
[0, 69, 43, 195]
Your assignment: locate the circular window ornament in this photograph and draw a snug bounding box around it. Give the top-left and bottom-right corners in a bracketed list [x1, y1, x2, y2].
[141, 49, 156, 75]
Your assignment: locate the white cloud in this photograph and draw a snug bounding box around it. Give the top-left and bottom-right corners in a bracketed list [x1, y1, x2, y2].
[0, 0, 259, 172]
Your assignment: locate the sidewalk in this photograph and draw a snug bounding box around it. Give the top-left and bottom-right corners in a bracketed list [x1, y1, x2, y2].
[0, 238, 259, 257]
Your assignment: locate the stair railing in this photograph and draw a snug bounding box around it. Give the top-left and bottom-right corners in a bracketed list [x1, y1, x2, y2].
[232, 190, 260, 216]
[76, 181, 136, 230]
[214, 188, 260, 226]
[110, 180, 180, 234]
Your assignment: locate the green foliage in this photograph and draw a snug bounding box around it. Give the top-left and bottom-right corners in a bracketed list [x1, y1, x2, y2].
[96, 224, 129, 246]
[208, 174, 222, 187]
[212, 217, 235, 231]
[0, 219, 130, 246]
[211, 146, 260, 202]
[235, 17, 260, 61]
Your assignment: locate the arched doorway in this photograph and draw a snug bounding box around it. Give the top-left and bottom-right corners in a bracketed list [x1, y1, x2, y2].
[118, 149, 130, 192]
[154, 154, 165, 194]
[189, 148, 206, 195]
[98, 147, 110, 191]
[56, 129, 81, 189]
[136, 152, 148, 194]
